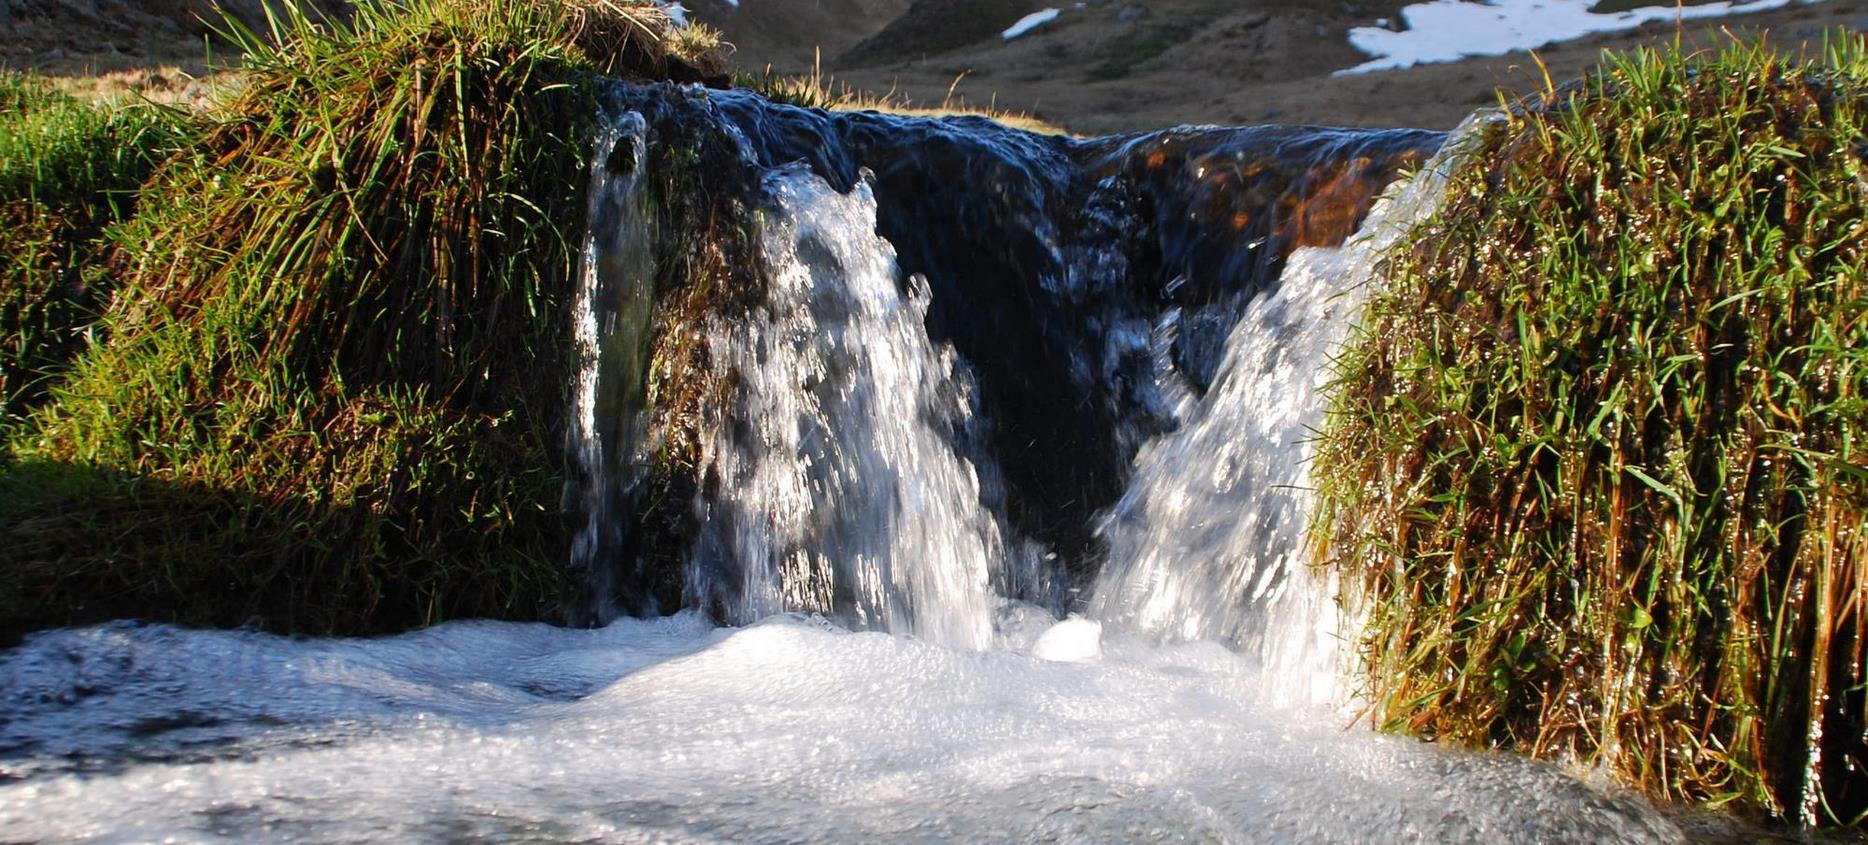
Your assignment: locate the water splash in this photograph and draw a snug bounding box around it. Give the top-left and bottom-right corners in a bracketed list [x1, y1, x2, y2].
[688, 165, 1000, 649]
[1089, 115, 1498, 704]
[694, 84, 1444, 579]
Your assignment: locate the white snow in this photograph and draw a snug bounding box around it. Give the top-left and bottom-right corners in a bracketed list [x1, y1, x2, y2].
[1003, 8, 1062, 41]
[653, 0, 690, 26]
[1339, 0, 1808, 75]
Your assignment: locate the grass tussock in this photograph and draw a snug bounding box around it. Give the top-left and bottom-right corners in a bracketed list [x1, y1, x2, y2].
[1315, 38, 1868, 826]
[0, 72, 189, 420]
[1, 0, 730, 639]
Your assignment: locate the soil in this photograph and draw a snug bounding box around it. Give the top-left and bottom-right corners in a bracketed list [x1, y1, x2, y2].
[686, 0, 911, 74]
[0, 0, 345, 102]
[837, 0, 1045, 67]
[697, 0, 1868, 133]
[3, 0, 1866, 129]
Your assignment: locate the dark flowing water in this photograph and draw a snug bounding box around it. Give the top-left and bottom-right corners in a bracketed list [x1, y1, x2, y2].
[0, 89, 1691, 843]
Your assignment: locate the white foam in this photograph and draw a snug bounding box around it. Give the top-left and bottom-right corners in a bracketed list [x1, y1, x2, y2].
[1340, 0, 1806, 75]
[0, 616, 1682, 843]
[1030, 616, 1104, 663]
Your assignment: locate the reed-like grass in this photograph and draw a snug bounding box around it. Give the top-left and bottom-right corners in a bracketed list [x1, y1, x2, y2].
[1315, 38, 1868, 826]
[1, 0, 727, 639]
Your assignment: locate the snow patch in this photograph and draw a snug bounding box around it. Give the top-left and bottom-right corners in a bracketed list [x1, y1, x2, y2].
[1004, 8, 1061, 40]
[653, 0, 690, 26]
[1339, 0, 1807, 75]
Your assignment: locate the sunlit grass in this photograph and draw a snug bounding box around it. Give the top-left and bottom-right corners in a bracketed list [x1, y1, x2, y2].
[0, 71, 189, 421]
[0, 0, 727, 638]
[1316, 35, 1868, 827]
[744, 58, 1067, 135]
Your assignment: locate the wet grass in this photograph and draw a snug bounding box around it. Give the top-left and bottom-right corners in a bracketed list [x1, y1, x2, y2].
[1315, 37, 1868, 826]
[1, 0, 729, 637]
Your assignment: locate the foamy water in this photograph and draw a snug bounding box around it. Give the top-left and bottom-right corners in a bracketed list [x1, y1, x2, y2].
[0, 614, 1682, 844]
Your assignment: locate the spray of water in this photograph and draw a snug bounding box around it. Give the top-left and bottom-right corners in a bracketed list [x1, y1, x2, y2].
[1089, 115, 1498, 705]
[688, 165, 1000, 649]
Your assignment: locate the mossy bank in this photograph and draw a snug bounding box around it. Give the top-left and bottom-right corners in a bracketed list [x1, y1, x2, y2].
[0, 0, 727, 641]
[1316, 39, 1868, 827]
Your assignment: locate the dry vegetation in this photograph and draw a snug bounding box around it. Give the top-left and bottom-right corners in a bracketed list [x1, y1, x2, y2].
[745, 58, 1067, 135]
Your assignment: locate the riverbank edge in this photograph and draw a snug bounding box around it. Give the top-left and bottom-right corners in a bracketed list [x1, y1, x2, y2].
[1314, 37, 1868, 828]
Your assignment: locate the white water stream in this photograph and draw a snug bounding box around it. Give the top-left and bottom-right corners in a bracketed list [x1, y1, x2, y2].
[568, 112, 657, 623]
[690, 166, 999, 649]
[1090, 117, 1489, 706]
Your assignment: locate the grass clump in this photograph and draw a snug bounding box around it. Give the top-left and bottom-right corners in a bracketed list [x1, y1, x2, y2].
[745, 61, 1067, 135]
[1, 0, 729, 639]
[0, 72, 189, 420]
[1315, 38, 1868, 826]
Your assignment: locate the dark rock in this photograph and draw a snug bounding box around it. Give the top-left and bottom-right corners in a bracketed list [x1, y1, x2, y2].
[582, 83, 1444, 621]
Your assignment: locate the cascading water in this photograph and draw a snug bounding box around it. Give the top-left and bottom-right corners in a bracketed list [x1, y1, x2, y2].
[0, 91, 1704, 843]
[568, 112, 658, 624]
[687, 166, 999, 649]
[1088, 116, 1497, 703]
[688, 87, 1447, 596]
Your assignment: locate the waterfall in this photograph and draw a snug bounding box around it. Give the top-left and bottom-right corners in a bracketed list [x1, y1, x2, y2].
[1, 87, 1695, 842]
[687, 165, 1000, 650]
[567, 112, 658, 625]
[1088, 115, 1496, 703]
[570, 84, 1449, 656]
